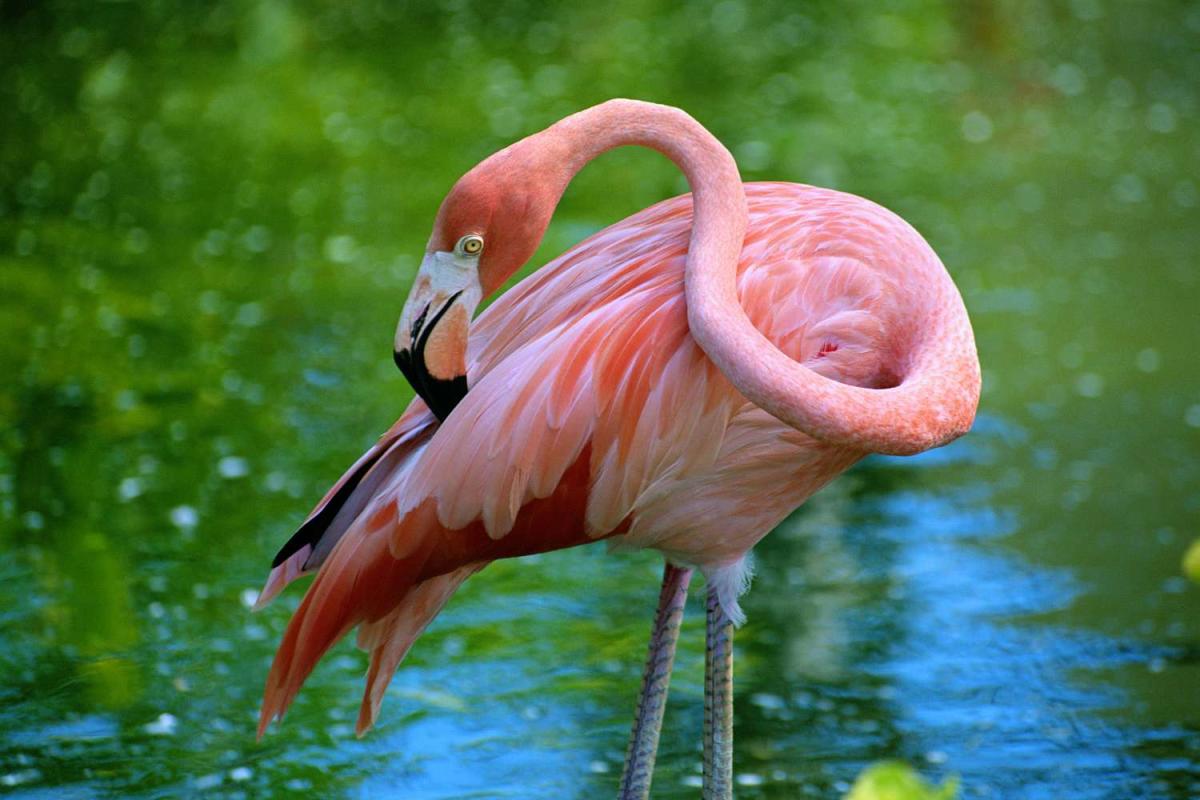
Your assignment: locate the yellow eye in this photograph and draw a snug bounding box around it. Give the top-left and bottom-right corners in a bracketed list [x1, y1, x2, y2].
[458, 235, 484, 256]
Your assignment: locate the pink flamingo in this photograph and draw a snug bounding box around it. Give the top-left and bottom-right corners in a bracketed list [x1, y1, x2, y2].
[254, 99, 980, 798]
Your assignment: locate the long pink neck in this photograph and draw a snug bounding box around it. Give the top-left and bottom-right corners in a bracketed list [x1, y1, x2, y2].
[527, 99, 979, 456]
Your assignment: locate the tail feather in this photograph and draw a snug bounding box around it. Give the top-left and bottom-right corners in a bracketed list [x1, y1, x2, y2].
[257, 501, 440, 739]
[354, 564, 482, 736]
[255, 408, 600, 739]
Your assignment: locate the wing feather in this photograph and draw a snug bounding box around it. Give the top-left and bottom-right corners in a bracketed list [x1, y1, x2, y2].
[385, 185, 902, 550]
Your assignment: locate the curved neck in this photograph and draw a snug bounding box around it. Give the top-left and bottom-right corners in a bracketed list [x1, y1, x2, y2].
[532, 99, 750, 304]
[517, 100, 979, 456]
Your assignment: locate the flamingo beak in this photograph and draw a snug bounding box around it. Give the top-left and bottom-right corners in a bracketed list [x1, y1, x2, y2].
[394, 252, 481, 421]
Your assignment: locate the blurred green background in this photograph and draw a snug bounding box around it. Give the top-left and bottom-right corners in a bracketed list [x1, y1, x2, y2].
[2, 1, 1198, 798]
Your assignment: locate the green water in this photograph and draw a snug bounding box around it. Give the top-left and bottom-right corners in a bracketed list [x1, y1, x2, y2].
[2, 2, 1197, 798]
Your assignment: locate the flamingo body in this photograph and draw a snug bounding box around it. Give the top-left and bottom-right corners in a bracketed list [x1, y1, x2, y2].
[257, 180, 968, 738]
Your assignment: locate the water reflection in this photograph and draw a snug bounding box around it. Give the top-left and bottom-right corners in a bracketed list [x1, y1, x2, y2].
[2, 1, 1199, 798]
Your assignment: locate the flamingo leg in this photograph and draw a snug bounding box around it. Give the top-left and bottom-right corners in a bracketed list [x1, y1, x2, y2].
[618, 562, 693, 800]
[702, 584, 734, 800]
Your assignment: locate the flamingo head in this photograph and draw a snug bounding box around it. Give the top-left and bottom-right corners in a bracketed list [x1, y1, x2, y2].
[394, 143, 566, 421]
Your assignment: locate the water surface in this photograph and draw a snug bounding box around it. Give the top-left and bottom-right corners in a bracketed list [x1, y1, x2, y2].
[2, 2, 1198, 798]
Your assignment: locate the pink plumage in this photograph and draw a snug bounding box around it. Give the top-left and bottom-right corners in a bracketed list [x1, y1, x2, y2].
[253, 101, 979, 791]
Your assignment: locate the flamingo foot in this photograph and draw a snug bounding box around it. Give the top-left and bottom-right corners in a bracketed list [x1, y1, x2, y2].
[617, 562, 693, 800]
[702, 582, 734, 800]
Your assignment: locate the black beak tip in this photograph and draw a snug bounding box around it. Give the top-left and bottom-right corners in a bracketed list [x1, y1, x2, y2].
[394, 291, 470, 422]
[391, 345, 466, 423]
[393, 348, 410, 372]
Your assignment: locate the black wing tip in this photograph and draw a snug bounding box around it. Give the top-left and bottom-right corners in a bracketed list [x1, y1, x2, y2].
[268, 443, 385, 568]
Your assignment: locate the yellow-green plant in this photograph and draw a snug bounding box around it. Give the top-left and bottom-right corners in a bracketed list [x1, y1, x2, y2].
[1184, 539, 1200, 584]
[844, 761, 959, 800]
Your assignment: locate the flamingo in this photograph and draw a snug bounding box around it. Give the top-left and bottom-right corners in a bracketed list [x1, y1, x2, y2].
[253, 99, 980, 798]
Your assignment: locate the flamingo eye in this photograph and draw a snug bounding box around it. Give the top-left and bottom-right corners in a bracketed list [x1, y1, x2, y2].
[457, 235, 484, 256]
